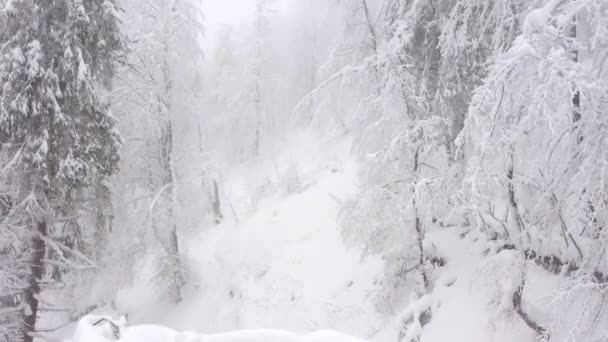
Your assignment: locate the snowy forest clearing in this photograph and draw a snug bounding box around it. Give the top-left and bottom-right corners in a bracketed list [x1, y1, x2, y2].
[67, 134, 564, 342]
[116, 133, 386, 336]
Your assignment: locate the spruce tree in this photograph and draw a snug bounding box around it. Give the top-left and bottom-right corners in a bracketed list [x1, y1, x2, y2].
[0, 1, 124, 341]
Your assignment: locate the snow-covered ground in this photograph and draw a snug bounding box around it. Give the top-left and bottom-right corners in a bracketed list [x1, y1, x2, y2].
[420, 229, 536, 342]
[64, 130, 563, 342]
[67, 314, 370, 342]
[114, 131, 386, 338]
[165, 138, 386, 336]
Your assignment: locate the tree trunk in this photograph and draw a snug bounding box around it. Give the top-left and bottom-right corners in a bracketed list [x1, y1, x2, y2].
[168, 217, 182, 302]
[22, 221, 46, 342]
[507, 146, 530, 248]
[158, 0, 183, 302]
[161, 120, 183, 303]
[447, 99, 466, 165]
[254, 0, 266, 157]
[211, 179, 223, 224]
[412, 146, 428, 290]
[512, 267, 547, 338]
[361, 0, 377, 53]
[571, 17, 582, 144]
[255, 80, 261, 157]
[93, 183, 112, 262]
[361, 0, 382, 100]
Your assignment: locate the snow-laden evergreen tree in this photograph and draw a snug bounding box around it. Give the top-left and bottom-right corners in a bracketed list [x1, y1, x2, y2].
[0, 1, 124, 340]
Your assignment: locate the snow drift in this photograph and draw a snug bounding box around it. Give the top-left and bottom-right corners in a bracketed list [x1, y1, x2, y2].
[67, 315, 368, 342]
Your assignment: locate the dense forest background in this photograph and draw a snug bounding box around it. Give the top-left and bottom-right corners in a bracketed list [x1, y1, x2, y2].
[1, 0, 608, 341]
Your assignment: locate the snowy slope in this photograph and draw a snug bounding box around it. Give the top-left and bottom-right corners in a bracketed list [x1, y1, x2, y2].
[173, 164, 380, 334]
[420, 229, 536, 342]
[174, 139, 385, 336]
[89, 131, 564, 342]
[115, 131, 385, 338]
[370, 227, 561, 342]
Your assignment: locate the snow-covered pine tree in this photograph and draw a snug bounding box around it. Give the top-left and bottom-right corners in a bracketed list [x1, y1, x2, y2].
[0, 1, 124, 340]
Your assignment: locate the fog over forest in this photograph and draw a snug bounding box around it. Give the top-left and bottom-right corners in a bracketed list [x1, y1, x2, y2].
[1, 1, 608, 342]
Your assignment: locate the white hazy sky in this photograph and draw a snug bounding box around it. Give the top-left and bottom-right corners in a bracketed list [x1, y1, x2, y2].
[202, 0, 256, 51]
[203, 0, 256, 28]
[201, 0, 295, 51]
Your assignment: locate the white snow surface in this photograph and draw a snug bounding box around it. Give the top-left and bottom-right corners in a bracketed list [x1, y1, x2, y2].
[115, 131, 386, 338]
[67, 315, 369, 342]
[64, 130, 561, 342]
